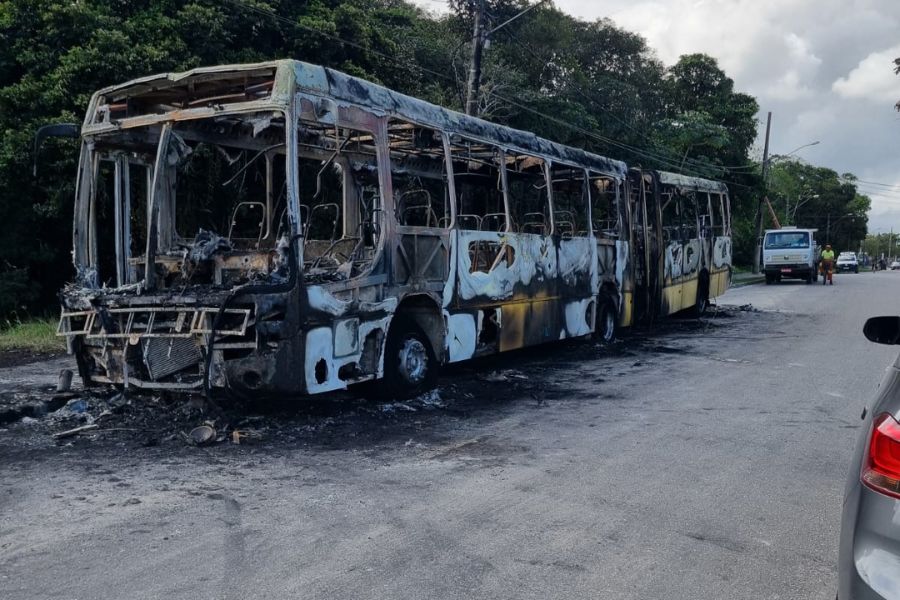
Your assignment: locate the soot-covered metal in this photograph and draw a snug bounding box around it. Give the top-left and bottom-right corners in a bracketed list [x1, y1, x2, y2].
[52, 60, 731, 398]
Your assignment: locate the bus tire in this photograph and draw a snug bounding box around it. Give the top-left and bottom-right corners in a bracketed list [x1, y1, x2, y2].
[595, 295, 618, 344]
[381, 317, 438, 400]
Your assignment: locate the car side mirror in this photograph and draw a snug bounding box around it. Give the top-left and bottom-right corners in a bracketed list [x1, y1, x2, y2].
[863, 316, 900, 345]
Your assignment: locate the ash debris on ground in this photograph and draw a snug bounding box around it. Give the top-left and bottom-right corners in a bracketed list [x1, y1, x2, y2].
[0, 305, 760, 453]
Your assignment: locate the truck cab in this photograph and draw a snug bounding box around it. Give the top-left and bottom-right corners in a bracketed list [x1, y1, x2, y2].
[762, 228, 818, 284]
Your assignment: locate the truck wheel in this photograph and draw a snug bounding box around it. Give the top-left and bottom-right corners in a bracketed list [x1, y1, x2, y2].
[765, 273, 773, 285]
[381, 318, 438, 400]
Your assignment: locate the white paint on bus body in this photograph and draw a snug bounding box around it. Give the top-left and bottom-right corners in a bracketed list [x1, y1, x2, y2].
[445, 312, 477, 362]
[713, 236, 732, 268]
[558, 237, 593, 288]
[303, 315, 392, 394]
[564, 297, 594, 338]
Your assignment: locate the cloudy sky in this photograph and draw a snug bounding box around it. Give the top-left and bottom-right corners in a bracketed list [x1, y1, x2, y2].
[413, 0, 900, 231]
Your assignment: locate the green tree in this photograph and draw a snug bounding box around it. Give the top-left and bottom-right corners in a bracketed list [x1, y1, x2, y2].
[768, 160, 870, 250]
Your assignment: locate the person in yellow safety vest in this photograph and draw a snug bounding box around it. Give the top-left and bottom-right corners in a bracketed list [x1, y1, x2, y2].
[821, 244, 835, 285]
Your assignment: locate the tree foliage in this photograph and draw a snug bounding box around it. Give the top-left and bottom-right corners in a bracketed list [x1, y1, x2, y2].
[0, 0, 778, 315]
[767, 160, 870, 250]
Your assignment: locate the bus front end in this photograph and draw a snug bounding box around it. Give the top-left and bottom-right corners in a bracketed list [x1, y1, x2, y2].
[57, 62, 308, 396]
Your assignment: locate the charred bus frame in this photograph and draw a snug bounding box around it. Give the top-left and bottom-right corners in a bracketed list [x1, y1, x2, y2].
[52, 60, 731, 397]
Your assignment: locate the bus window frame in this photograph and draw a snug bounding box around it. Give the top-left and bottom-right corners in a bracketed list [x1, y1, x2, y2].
[588, 171, 622, 240]
[548, 161, 591, 239]
[503, 150, 554, 236]
[293, 95, 390, 283]
[447, 134, 510, 233]
[386, 118, 457, 231]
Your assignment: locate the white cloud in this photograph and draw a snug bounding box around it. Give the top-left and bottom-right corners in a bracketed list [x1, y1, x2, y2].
[765, 33, 822, 100]
[832, 44, 900, 101]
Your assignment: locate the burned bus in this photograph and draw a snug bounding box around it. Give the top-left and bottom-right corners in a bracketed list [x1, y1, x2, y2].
[51, 60, 730, 398]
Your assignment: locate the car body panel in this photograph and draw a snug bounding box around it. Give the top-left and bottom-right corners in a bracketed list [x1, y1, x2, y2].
[839, 357, 900, 599]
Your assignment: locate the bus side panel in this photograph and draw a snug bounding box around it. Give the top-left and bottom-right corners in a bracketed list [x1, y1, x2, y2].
[499, 300, 561, 351]
[453, 230, 561, 353]
[711, 235, 732, 297]
[300, 284, 397, 395]
[662, 239, 684, 315]
[559, 236, 596, 339]
[617, 241, 634, 328]
[559, 237, 594, 299]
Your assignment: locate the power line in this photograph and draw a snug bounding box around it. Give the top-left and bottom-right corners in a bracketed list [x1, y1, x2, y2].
[852, 178, 900, 190]
[221, 0, 753, 187]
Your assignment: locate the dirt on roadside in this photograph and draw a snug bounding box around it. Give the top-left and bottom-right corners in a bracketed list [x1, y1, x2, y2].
[0, 350, 65, 369]
[0, 305, 762, 459]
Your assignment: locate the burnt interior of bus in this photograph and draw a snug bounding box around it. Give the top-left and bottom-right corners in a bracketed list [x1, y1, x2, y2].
[55, 60, 729, 394]
[79, 111, 290, 293]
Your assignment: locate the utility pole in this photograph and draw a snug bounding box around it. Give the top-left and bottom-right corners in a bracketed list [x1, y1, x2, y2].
[465, 0, 486, 116]
[752, 111, 772, 274]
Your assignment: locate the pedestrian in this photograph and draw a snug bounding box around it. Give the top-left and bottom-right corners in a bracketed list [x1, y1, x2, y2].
[821, 244, 835, 285]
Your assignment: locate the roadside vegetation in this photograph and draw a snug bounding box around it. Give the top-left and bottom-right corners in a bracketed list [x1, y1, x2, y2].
[0, 317, 64, 353]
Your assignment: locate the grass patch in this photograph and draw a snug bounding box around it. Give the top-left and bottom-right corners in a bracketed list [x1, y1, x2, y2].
[0, 318, 65, 353]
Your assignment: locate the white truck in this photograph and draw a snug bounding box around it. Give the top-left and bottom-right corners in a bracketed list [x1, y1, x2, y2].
[762, 228, 819, 284]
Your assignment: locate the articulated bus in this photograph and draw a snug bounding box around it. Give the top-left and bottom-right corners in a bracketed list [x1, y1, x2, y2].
[51, 60, 731, 398]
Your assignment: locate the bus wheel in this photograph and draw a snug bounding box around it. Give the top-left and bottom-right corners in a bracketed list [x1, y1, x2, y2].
[382, 318, 438, 400]
[595, 296, 617, 344]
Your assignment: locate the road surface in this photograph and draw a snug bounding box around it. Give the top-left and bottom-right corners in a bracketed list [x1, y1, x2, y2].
[2, 270, 899, 599]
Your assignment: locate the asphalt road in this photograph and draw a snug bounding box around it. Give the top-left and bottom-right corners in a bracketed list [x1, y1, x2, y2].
[3, 270, 900, 600]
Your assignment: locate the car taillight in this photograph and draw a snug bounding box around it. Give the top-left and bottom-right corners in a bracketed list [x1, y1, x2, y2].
[861, 413, 900, 499]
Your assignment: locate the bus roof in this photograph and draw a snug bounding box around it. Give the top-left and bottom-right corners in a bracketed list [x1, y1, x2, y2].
[656, 170, 728, 194]
[89, 59, 629, 179]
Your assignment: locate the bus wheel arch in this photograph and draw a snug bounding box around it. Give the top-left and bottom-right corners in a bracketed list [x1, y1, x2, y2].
[595, 285, 619, 344]
[381, 294, 443, 399]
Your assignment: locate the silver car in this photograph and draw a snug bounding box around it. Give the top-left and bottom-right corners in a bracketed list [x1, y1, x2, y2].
[839, 316, 900, 599]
